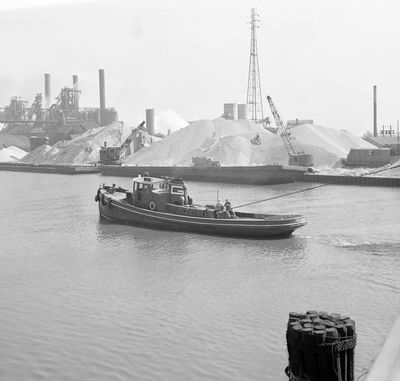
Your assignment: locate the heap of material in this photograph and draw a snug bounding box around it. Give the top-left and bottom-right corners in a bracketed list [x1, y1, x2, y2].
[0, 146, 27, 162]
[124, 119, 374, 168]
[21, 121, 128, 165]
[19, 118, 374, 168]
[0, 133, 30, 152]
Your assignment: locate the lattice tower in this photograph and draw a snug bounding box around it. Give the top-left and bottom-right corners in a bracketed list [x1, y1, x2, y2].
[246, 8, 264, 122]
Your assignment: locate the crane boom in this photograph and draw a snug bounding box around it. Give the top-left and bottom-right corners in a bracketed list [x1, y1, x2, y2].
[266, 96, 297, 155]
[116, 120, 145, 156]
[99, 121, 146, 164]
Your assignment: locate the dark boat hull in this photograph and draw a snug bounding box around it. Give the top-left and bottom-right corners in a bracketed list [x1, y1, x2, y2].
[0, 162, 99, 174]
[98, 164, 308, 185]
[98, 192, 306, 238]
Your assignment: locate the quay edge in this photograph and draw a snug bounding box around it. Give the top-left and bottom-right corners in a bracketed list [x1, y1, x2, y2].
[97, 164, 309, 185]
[0, 162, 99, 174]
[301, 173, 400, 187]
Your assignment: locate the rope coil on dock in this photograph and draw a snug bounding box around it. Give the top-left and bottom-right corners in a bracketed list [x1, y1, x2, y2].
[302, 335, 357, 353]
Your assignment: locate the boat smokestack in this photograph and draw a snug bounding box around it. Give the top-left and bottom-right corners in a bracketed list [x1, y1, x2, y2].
[44, 73, 51, 108]
[146, 108, 155, 135]
[99, 69, 106, 126]
[373, 85, 378, 137]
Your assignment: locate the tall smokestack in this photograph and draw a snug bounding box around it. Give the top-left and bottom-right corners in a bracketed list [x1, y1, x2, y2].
[44, 73, 51, 108]
[73, 74, 78, 90]
[73, 74, 79, 109]
[373, 85, 378, 137]
[99, 69, 106, 126]
[146, 108, 155, 135]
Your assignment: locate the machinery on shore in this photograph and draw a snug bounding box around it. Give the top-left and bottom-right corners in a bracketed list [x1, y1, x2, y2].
[267, 96, 314, 167]
[99, 121, 146, 165]
[192, 156, 221, 167]
[0, 70, 118, 150]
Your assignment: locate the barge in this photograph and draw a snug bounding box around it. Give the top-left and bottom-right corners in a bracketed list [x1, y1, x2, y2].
[0, 162, 99, 174]
[97, 164, 309, 185]
[301, 173, 400, 187]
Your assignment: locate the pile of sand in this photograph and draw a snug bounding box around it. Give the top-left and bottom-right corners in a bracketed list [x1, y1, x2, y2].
[0, 133, 30, 151]
[18, 117, 375, 168]
[124, 119, 374, 168]
[124, 119, 268, 166]
[21, 121, 129, 164]
[0, 146, 27, 162]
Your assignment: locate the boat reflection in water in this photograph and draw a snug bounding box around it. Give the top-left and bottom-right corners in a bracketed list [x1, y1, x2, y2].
[95, 174, 306, 238]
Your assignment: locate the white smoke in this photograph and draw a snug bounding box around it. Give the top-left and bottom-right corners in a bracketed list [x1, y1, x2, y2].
[154, 109, 187, 136]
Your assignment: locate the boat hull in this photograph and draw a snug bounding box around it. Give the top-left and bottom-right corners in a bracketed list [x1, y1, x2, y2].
[98, 192, 306, 238]
[98, 164, 308, 185]
[0, 162, 99, 174]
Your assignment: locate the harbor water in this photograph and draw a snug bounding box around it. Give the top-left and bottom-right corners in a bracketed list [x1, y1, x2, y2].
[1, 171, 399, 381]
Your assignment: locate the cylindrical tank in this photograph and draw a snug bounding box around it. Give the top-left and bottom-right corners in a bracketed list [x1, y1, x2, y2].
[238, 104, 248, 120]
[44, 73, 51, 108]
[224, 103, 238, 120]
[146, 108, 155, 135]
[106, 108, 118, 124]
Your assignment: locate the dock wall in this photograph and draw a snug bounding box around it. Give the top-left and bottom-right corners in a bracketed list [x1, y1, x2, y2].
[301, 174, 400, 187]
[0, 162, 99, 174]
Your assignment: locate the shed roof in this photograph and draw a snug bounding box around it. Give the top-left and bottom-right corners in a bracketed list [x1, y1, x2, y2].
[133, 176, 165, 184]
[365, 136, 400, 146]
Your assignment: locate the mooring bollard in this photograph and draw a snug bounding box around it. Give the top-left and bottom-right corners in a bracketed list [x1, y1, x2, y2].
[285, 311, 357, 381]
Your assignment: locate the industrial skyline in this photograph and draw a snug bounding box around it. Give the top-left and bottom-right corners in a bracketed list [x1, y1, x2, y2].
[0, 0, 399, 136]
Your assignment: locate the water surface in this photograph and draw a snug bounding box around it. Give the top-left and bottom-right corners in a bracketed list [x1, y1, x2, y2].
[0, 172, 399, 380]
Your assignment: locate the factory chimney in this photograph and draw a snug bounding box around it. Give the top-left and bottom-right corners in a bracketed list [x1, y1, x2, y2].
[373, 85, 378, 137]
[73, 74, 79, 109]
[73, 74, 78, 90]
[44, 73, 51, 108]
[99, 69, 106, 126]
[146, 108, 155, 135]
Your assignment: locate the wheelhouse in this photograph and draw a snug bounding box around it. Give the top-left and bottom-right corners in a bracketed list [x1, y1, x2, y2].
[132, 176, 188, 212]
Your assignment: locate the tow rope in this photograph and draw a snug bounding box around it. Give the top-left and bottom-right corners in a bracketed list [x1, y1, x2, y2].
[232, 162, 400, 210]
[232, 183, 327, 210]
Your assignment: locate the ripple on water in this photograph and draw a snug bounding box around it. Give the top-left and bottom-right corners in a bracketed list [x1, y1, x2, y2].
[1, 173, 400, 380]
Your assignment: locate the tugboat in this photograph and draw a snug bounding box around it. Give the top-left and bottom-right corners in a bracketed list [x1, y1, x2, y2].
[95, 175, 307, 238]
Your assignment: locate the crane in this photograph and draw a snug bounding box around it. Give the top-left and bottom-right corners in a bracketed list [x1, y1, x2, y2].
[266, 96, 313, 167]
[99, 121, 146, 165]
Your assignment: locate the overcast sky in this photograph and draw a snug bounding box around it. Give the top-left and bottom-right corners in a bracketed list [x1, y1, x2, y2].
[0, 0, 399, 135]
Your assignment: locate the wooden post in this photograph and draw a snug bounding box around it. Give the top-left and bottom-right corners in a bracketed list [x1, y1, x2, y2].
[286, 311, 356, 381]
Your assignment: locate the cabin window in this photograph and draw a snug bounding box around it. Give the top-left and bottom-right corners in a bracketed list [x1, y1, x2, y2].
[151, 182, 161, 190]
[134, 182, 144, 200]
[171, 186, 184, 195]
